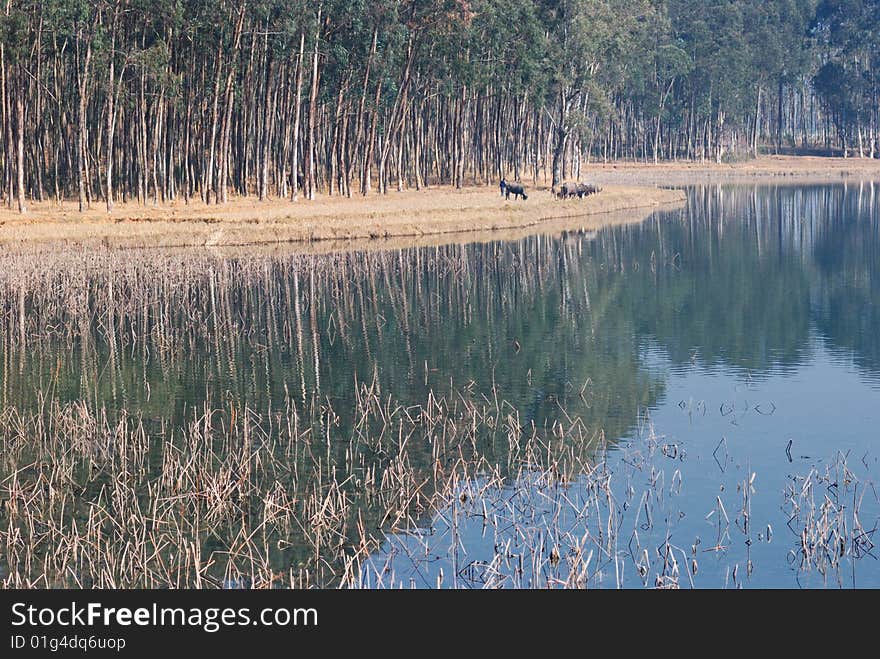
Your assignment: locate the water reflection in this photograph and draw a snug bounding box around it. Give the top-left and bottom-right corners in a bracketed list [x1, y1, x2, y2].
[1, 182, 880, 587]
[366, 181, 880, 587]
[0, 233, 670, 441]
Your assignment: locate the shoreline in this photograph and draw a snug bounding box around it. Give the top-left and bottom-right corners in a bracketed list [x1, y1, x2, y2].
[1, 184, 684, 250]
[3, 156, 880, 250]
[587, 154, 880, 186]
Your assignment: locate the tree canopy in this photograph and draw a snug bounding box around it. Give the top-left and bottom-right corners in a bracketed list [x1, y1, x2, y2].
[0, 0, 877, 211]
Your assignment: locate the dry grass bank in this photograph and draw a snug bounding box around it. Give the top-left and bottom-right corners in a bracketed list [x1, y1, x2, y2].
[0, 184, 684, 249]
[588, 154, 880, 186]
[9, 153, 872, 250]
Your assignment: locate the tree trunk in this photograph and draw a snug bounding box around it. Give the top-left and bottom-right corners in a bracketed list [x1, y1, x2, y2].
[379, 36, 416, 194]
[77, 27, 93, 212]
[306, 5, 323, 201]
[105, 1, 121, 212]
[361, 77, 381, 195]
[259, 55, 274, 201]
[776, 77, 783, 153]
[551, 90, 568, 188]
[15, 72, 25, 213]
[1, 38, 10, 209]
[752, 86, 761, 158]
[291, 32, 305, 200]
[351, 29, 376, 197]
[218, 7, 244, 204]
[206, 43, 224, 203]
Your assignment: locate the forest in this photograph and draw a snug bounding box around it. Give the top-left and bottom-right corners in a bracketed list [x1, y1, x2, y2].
[0, 0, 877, 212]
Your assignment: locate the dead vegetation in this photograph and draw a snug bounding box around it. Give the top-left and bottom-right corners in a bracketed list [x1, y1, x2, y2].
[1, 235, 877, 589]
[589, 155, 880, 187]
[0, 185, 684, 249]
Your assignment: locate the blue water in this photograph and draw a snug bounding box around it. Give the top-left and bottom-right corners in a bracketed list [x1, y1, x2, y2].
[361, 183, 880, 588]
[3, 182, 879, 588]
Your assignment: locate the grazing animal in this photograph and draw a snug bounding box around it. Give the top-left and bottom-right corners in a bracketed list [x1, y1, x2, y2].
[504, 182, 528, 200]
[557, 182, 601, 199]
[557, 182, 578, 199]
[500, 178, 507, 197]
[576, 183, 601, 197]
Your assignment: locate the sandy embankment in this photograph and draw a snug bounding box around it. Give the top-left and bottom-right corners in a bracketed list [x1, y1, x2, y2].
[0, 184, 684, 249]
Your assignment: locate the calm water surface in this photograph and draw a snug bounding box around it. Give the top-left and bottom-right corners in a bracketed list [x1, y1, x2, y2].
[362, 183, 880, 588]
[3, 182, 879, 587]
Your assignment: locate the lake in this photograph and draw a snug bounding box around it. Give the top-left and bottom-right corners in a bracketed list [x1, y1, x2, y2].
[1, 182, 878, 588]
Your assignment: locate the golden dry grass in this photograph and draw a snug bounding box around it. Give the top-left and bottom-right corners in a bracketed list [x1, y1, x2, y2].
[0, 184, 684, 249]
[4, 156, 880, 250]
[588, 154, 880, 186]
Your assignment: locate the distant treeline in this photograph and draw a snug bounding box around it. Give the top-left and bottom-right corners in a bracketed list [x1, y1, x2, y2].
[0, 0, 877, 211]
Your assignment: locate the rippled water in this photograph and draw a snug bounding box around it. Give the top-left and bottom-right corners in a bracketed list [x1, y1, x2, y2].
[2, 182, 879, 587]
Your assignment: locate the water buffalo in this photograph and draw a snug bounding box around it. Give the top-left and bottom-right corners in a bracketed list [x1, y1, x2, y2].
[576, 183, 601, 198]
[500, 178, 507, 197]
[556, 182, 578, 199]
[504, 182, 528, 200]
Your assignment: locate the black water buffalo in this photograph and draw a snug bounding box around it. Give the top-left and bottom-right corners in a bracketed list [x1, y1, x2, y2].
[576, 183, 601, 197]
[556, 182, 578, 199]
[500, 178, 508, 197]
[504, 182, 528, 200]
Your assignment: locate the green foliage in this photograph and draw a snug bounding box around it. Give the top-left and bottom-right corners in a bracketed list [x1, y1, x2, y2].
[812, 0, 880, 138]
[0, 0, 860, 138]
[0, 5, 31, 59]
[1, 0, 875, 207]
